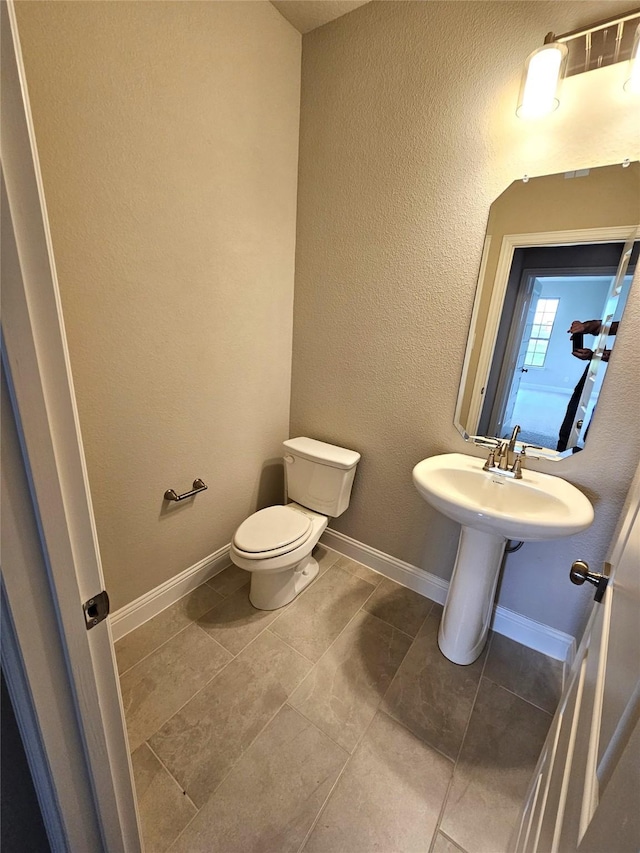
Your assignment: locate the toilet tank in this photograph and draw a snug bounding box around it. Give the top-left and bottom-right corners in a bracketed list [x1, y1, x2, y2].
[283, 437, 361, 517]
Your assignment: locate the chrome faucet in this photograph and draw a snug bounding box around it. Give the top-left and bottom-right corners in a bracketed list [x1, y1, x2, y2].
[483, 425, 524, 478]
[497, 439, 510, 470]
[508, 424, 521, 452]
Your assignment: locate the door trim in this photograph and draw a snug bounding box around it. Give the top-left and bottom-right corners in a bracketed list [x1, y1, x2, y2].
[465, 226, 636, 434]
[1, 2, 141, 849]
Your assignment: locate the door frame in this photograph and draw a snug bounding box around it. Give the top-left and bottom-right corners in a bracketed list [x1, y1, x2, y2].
[488, 270, 543, 437]
[464, 226, 636, 435]
[1, 2, 141, 850]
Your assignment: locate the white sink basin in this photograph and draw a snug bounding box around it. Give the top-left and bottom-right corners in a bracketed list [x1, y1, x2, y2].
[412, 452, 595, 665]
[412, 452, 593, 541]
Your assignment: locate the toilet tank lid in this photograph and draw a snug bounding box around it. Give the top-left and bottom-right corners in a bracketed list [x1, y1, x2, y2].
[283, 437, 361, 470]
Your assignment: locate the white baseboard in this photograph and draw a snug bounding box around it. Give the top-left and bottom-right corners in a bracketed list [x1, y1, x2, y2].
[321, 528, 450, 606]
[321, 528, 575, 663]
[109, 545, 231, 641]
[110, 530, 575, 662]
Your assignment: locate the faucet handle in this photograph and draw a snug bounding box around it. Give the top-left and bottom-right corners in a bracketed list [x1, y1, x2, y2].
[483, 449, 497, 471]
[520, 443, 543, 456]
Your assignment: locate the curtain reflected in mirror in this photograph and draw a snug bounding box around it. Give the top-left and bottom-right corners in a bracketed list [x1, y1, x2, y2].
[455, 162, 639, 459]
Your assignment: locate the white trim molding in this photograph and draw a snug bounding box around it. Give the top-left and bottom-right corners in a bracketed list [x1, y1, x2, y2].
[2, 2, 141, 847]
[321, 528, 450, 605]
[110, 546, 232, 641]
[321, 528, 575, 663]
[111, 530, 576, 662]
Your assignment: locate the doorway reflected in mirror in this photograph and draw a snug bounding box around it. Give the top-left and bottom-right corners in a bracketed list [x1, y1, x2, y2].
[478, 242, 637, 452]
[455, 161, 640, 459]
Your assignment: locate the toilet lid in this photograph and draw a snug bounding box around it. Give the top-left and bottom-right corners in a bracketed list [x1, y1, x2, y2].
[233, 506, 313, 555]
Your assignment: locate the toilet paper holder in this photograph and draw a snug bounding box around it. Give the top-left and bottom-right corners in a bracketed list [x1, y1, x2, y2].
[164, 478, 208, 502]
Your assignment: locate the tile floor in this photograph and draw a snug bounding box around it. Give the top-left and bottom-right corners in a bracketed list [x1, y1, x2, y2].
[115, 546, 563, 853]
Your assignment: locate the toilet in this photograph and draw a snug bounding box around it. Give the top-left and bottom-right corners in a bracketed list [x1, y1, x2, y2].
[230, 437, 361, 610]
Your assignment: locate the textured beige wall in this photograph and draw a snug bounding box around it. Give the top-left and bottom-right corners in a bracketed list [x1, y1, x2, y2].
[271, 0, 371, 34]
[16, 1, 301, 609]
[292, 0, 640, 637]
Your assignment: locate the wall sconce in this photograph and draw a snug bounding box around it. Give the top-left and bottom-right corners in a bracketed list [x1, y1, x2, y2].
[625, 22, 640, 93]
[517, 9, 640, 118]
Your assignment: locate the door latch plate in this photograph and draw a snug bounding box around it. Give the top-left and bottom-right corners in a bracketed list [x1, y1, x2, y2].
[83, 590, 110, 629]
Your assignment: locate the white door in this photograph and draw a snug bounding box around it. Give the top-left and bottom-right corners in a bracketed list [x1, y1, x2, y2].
[512, 464, 640, 853]
[1, 2, 141, 850]
[492, 275, 542, 437]
[565, 236, 637, 450]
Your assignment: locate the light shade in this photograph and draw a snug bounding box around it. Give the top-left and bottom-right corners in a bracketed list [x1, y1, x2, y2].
[624, 23, 640, 93]
[517, 42, 568, 118]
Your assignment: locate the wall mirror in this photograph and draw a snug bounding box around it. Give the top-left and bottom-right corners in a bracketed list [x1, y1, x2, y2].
[455, 162, 639, 458]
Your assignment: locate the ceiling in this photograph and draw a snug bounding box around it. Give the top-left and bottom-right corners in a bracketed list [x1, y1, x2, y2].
[270, 0, 371, 34]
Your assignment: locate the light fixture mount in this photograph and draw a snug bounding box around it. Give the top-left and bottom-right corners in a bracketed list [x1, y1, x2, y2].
[555, 9, 640, 77]
[517, 9, 640, 117]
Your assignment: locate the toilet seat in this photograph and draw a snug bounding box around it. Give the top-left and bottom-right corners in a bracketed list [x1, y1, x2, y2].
[232, 505, 313, 559]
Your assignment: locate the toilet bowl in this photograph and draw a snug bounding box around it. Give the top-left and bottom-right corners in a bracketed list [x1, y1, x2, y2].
[230, 437, 360, 610]
[230, 503, 328, 610]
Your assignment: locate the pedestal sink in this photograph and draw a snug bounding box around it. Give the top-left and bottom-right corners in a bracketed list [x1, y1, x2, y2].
[412, 453, 594, 665]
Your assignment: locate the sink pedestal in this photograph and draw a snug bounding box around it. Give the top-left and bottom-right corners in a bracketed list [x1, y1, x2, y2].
[438, 526, 507, 665]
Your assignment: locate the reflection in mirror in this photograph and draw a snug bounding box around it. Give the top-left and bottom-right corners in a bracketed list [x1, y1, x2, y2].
[455, 162, 639, 459]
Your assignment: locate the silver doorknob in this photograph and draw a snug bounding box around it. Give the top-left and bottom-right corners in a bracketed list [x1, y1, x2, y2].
[569, 560, 609, 603]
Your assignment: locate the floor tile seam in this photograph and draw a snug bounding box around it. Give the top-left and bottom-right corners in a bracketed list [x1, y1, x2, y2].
[165, 795, 201, 853]
[144, 739, 199, 814]
[288, 653, 397, 761]
[356, 606, 418, 642]
[169, 690, 310, 826]
[294, 695, 388, 853]
[285, 577, 381, 670]
[138, 636, 241, 749]
[117, 621, 200, 679]
[297, 697, 453, 853]
[375, 608, 433, 708]
[429, 636, 493, 853]
[325, 561, 379, 596]
[431, 653, 549, 853]
[480, 674, 555, 718]
[380, 705, 458, 766]
[154, 615, 302, 738]
[436, 828, 469, 853]
[315, 547, 343, 574]
[295, 754, 351, 853]
[426, 641, 490, 852]
[204, 576, 246, 598]
[264, 627, 317, 664]
[427, 770, 459, 853]
[152, 619, 316, 757]
[328, 557, 382, 590]
[451, 637, 492, 767]
[334, 552, 386, 584]
[282, 701, 356, 757]
[191, 618, 245, 660]
[117, 579, 229, 671]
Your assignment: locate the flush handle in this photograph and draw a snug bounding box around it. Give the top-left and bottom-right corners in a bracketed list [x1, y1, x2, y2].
[569, 559, 609, 603]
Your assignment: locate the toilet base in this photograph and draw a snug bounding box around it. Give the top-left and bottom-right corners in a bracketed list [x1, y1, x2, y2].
[249, 553, 319, 610]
